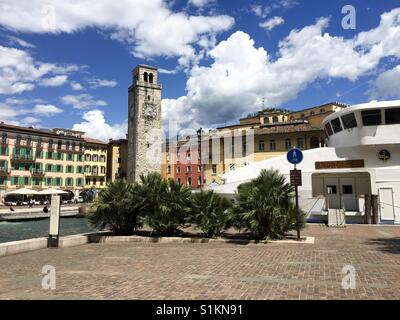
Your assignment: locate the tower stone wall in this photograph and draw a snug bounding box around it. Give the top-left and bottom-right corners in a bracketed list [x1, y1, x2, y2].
[127, 65, 162, 182]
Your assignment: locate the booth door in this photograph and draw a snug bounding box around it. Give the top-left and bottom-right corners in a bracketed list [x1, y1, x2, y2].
[325, 177, 341, 209]
[340, 177, 358, 212]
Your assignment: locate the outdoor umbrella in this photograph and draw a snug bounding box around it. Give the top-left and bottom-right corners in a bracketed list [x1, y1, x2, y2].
[5, 188, 39, 195]
[38, 188, 69, 195]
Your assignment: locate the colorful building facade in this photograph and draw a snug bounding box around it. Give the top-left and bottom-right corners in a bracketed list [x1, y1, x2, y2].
[107, 138, 128, 182]
[83, 138, 108, 189]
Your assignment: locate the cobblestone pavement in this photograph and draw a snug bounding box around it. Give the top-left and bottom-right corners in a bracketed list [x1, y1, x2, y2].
[0, 224, 399, 300]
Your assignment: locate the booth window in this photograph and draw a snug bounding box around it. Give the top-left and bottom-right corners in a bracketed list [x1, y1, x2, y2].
[385, 108, 400, 124]
[330, 118, 343, 133]
[361, 109, 382, 126]
[341, 113, 357, 129]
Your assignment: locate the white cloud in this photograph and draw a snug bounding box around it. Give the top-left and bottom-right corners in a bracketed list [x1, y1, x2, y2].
[39, 75, 68, 87]
[188, 0, 214, 7]
[0, 45, 78, 94]
[70, 81, 84, 90]
[259, 16, 285, 31]
[87, 78, 117, 89]
[369, 65, 400, 99]
[7, 35, 35, 48]
[163, 9, 400, 130]
[251, 5, 271, 19]
[20, 116, 41, 126]
[32, 104, 63, 116]
[61, 94, 107, 109]
[0, 0, 234, 67]
[72, 109, 127, 141]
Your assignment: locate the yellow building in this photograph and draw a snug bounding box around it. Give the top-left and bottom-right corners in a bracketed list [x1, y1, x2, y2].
[0, 123, 86, 198]
[107, 139, 128, 182]
[83, 138, 108, 189]
[204, 102, 347, 188]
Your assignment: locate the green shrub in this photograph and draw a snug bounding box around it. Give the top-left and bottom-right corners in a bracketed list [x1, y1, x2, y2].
[138, 173, 192, 236]
[88, 180, 143, 235]
[233, 169, 305, 239]
[188, 190, 233, 238]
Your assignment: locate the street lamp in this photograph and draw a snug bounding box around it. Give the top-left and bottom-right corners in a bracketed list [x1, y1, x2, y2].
[197, 128, 203, 191]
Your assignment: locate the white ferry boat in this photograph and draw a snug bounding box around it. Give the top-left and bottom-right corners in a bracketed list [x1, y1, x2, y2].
[214, 100, 400, 225]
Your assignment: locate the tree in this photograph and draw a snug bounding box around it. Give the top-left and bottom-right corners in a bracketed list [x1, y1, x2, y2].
[137, 173, 192, 236]
[233, 169, 305, 239]
[188, 190, 233, 238]
[88, 180, 143, 235]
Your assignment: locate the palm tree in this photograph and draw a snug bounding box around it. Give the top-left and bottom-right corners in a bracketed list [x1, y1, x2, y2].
[188, 190, 233, 238]
[233, 169, 304, 239]
[137, 173, 192, 236]
[88, 179, 143, 235]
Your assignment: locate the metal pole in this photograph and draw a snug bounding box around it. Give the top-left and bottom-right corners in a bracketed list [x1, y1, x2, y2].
[294, 164, 300, 241]
[295, 185, 300, 240]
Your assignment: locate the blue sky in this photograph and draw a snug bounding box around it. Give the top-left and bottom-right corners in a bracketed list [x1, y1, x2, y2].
[0, 0, 400, 141]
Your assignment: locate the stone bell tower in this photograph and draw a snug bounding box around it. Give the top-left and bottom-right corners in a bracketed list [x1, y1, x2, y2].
[127, 65, 162, 182]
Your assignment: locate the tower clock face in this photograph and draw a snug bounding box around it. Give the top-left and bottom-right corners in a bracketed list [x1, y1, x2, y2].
[143, 102, 157, 120]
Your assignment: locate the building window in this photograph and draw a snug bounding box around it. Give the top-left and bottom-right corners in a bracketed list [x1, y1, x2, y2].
[212, 164, 217, 175]
[269, 140, 276, 151]
[361, 109, 382, 126]
[325, 123, 333, 136]
[149, 73, 154, 84]
[264, 117, 270, 124]
[272, 116, 278, 123]
[167, 165, 171, 174]
[198, 176, 202, 187]
[310, 111, 315, 116]
[1, 133, 7, 144]
[320, 108, 325, 113]
[177, 178, 181, 185]
[285, 139, 292, 150]
[67, 153, 73, 161]
[101, 166, 106, 174]
[187, 177, 192, 186]
[259, 140, 265, 152]
[176, 166, 181, 174]
[187, 166, 192, 173]
[297, 138, 304, 149]
[198, 165, 202, 173]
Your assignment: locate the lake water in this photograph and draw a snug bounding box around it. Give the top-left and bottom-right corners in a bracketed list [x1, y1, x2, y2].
[0, 217, 96, 243]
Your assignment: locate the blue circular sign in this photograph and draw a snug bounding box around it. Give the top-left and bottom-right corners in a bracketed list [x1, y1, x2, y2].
[287, 148, 303, 165]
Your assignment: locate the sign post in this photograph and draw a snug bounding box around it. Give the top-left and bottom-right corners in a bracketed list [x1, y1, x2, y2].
[287, 148, 303, 241]
[48, 195, 61, 248]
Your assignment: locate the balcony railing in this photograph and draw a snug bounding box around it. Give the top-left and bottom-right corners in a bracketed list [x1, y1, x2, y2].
[11, 154, 35, 162]
[31, 168, 45, 176]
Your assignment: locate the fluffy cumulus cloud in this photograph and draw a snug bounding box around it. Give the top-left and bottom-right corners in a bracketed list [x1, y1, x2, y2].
[259, 16, 285, 31]
[163, 8, 400, 130]
[0, 45, 78, 94]
[61, 94, 107, 109]
[70, 81, 84, 90]
[369, 65, 400, 99]
[188, 0, 214, 7]
[0, 0, 234, 67]
[72, 109, 127, 141]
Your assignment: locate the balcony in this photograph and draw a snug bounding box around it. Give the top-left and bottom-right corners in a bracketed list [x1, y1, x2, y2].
[31, 168, 45, 177]
[11, 154, 36, 163]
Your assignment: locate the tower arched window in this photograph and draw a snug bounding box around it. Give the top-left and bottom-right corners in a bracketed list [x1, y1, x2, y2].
[143, 72, 148, 82]
[149, 73, 154, 84]
[272, 116, 278, 123]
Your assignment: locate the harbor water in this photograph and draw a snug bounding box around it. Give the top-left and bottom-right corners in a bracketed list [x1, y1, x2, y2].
[0, 217, 96, 243]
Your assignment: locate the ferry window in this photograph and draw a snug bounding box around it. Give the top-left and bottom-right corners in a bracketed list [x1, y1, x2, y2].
[327, 185, 337, 194]
[342, 185, 353, 195]
[330, 118, 343, 133]
[341, 113, 357, 129]
[385, 108, 400, 124]
[324, 123, 333, 136]
[361, 109, 381, 126]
